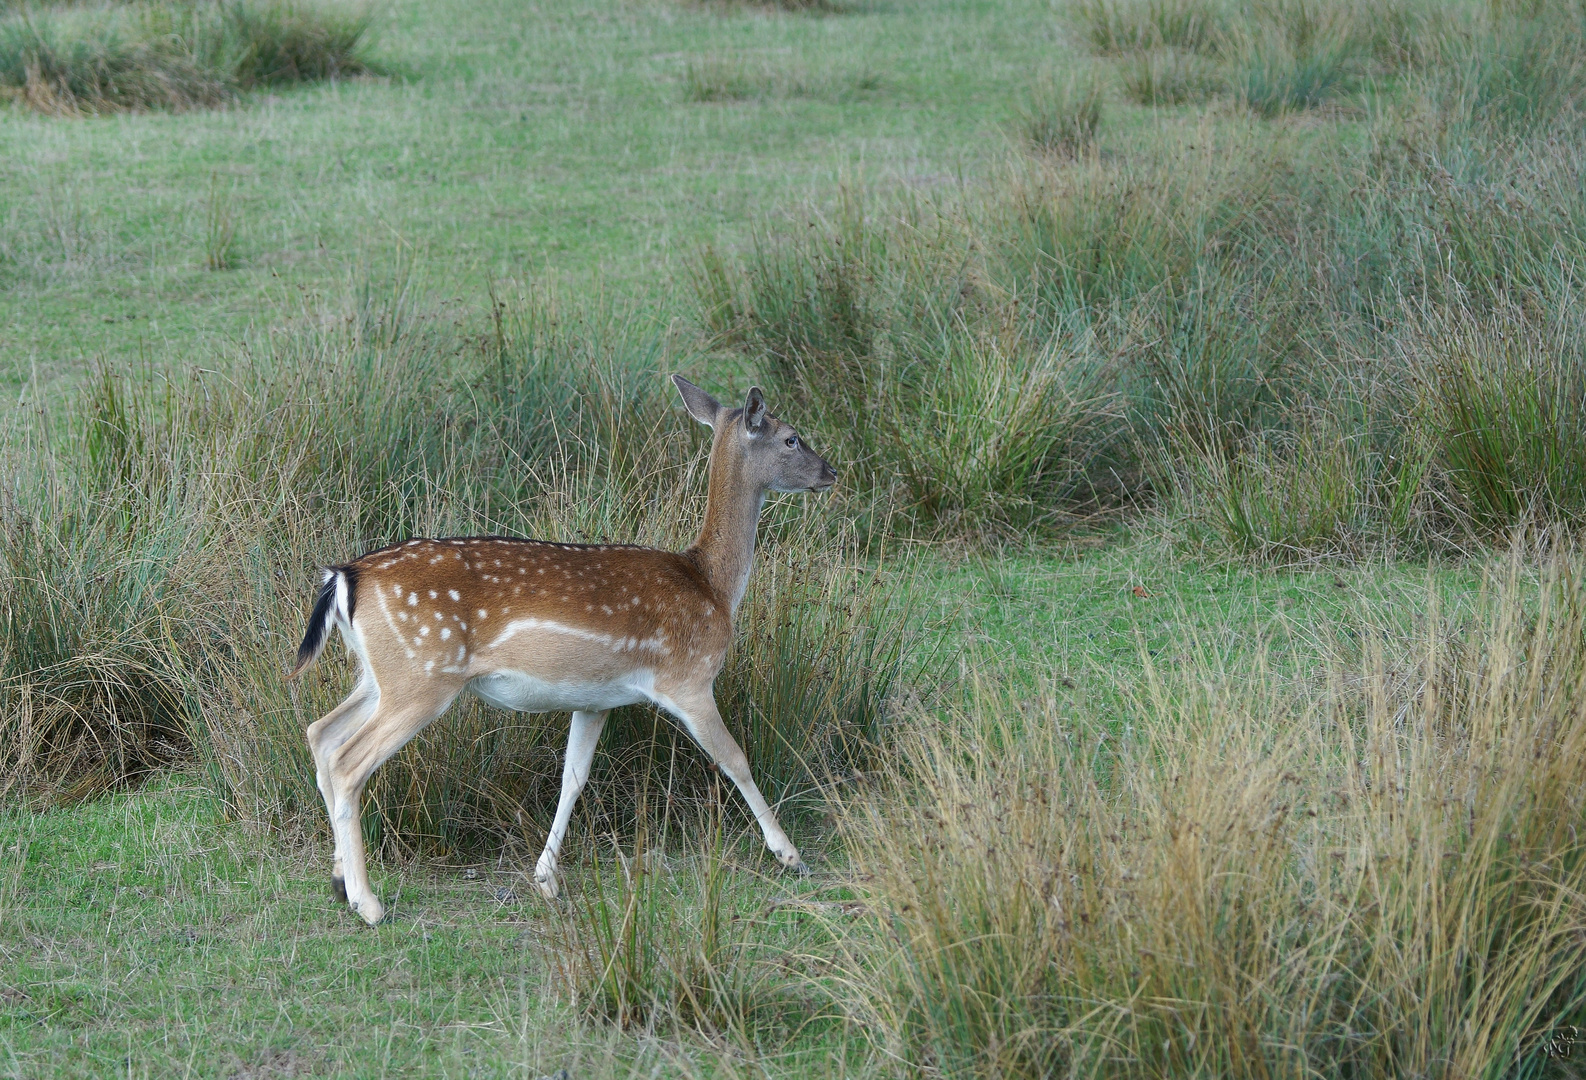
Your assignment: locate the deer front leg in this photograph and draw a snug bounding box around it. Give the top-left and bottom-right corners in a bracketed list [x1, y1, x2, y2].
[662, 690, 803, 873]
[535, 709, 608, 900]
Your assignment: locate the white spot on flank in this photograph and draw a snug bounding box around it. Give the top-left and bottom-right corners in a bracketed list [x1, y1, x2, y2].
[407, 594, 418, 606]
[420, 625, 430, 636]
[398, 611, 408, 622]
[441, 628, 452, 640]
[392, 586, 403, 598]
[601, 605, 613, 615]
[425, 659, 435, 674]
[478, 609, 488, 618]
[448, 589, 460, 601]
[429, 590, 438, 599]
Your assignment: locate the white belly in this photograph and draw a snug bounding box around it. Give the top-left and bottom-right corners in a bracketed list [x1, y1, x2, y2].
[467, 669, 654, 714]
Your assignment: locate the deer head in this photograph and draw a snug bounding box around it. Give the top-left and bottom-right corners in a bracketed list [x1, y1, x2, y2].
[672, 375, 836, 494]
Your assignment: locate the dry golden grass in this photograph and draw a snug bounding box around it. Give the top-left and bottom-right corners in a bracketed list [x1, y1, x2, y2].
[834, 550, 1586, 1076]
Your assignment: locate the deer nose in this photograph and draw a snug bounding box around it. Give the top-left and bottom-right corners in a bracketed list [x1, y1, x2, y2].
[814, 460, 837, 490]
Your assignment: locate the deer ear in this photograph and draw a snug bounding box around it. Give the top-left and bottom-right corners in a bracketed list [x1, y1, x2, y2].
[743, 386, 768, 434]
[672, 375, 722, 428]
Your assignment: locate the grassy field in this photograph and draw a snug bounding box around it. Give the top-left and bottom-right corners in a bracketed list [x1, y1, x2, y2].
[4, 0, 1586, 1075]
[0, 0, 1054, 398]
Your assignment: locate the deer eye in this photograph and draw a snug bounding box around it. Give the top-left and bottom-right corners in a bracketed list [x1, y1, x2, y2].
[785, 435, 799, 449]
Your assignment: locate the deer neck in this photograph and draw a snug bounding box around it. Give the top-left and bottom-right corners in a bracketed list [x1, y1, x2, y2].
[687, 440, 765, 615]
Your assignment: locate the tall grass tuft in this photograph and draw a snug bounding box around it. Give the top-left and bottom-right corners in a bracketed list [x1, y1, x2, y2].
[202, 171, 237, 270]
[836, 554, 1586, 1075]
[1017, 68, 1104, 156]
[0, 453, 195, 801]
[1119, 45, 1218, 105]
[1228, 19, 1357, 116]
[695, 196, 1127, 536]
[682, 55, 769, 102]
[553, 788, 822, 1039]
[0, 0, 375, 115]
[1405, 302, 1586, 536]
[1156, 405, 1433, 563]
[1075, 0, 1227, 56]
[225, 0, 372, 87]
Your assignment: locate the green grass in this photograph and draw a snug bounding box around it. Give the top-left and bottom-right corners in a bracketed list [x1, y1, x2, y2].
[0, 776, 859, 1077]
[0, 0, 1059, 399]
[6, 0, 1586, 1074]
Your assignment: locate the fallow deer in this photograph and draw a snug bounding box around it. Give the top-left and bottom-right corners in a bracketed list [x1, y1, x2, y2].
[290, 376, 836, 925]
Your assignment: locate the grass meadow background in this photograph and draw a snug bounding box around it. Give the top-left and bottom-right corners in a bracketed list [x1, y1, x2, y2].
[4, 0, 1586, 1076]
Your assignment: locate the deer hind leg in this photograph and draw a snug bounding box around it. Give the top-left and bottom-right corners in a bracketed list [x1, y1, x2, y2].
[325, 682, 459, 926]
[306, 672, 379, 901]
[534, 709, 608, 900]
[661, 689, 803, 873]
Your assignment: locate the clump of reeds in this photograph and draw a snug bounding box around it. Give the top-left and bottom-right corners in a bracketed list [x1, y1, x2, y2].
[694, 195, 1128, 538]
[682, 55, 768, 102]
[835, 552, 1586, 1075]
[551, 786, 826, 1041]
[1076, 0, 1227, 56]
[1404, 300, 1586, 538]
[1017, 67, 1105, 156]
[0, 0, 374, 115]
[1155, 404, 1433, 564]
[1118, 45, 1218, 105]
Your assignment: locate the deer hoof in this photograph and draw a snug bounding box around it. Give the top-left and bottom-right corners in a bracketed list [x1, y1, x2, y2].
[532, 856, 558, 894]
[352, 897, 385, 926]
[331, 875, 348, 903]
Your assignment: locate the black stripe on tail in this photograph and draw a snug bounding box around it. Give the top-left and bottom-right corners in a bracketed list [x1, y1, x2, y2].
[291, 568, 353, 679]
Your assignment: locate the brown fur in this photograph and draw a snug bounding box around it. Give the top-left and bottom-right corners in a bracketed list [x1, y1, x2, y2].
[343, 537, 732, 693]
